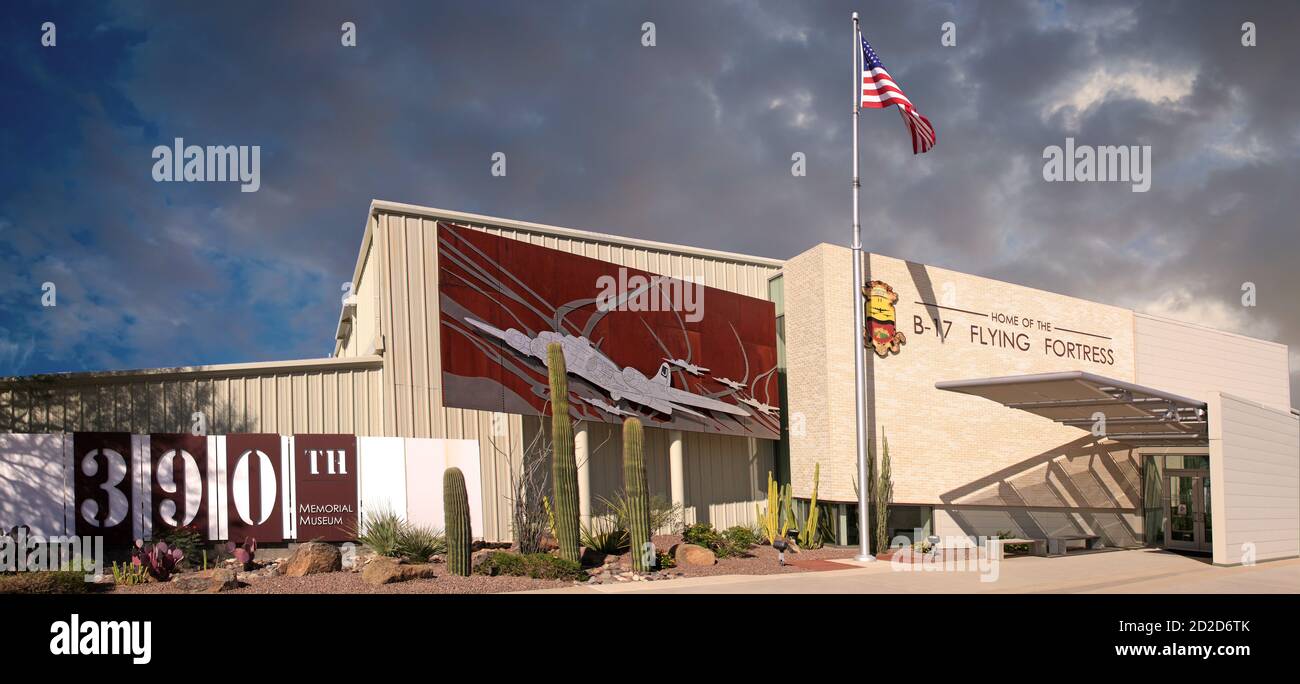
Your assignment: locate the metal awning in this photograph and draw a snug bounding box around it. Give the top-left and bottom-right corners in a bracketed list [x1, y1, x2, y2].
[936, 371, 1208, 447]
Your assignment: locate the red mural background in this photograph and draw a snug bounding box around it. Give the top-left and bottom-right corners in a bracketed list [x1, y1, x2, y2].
[148, 433, 209, 539]
[72, 432, 133, 545]
[436, 222, 780, 439]
[225, 433, 284, 543]
[292, 433, 358, 542]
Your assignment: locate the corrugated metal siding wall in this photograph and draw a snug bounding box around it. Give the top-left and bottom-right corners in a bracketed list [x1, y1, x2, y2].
[518, 419, 773, 532]
[375, 210, 782, 540]
[0, 362, 385, 436]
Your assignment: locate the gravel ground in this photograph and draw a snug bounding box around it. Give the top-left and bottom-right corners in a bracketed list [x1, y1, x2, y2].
[105, 537, 862, 594]
[110, 568, 569, 595]
[649, 534, 861, 577]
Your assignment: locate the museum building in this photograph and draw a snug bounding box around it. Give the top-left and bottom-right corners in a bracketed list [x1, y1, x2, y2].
[1, 200, 1296, 567]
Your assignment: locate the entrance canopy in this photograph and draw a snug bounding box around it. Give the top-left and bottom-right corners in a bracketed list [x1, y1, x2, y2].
[936, 371, 1208, 447]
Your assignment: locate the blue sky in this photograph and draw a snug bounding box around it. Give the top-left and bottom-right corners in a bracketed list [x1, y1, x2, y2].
[2, 0, 1298, 407]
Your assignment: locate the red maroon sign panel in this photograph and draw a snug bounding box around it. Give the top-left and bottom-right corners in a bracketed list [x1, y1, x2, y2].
[292, 434, 358, 542]
[72, 432, 134, 545]
[436, 222, 780, 439]
[225, 433, 285, 543]
[149, 433, 209, 540]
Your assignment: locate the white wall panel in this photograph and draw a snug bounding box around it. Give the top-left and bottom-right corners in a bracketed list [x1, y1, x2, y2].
[357, 436, 407, 527]
[0, 433, 68, 536]
[404, 438, 484, 539]
[213, 436, 229, 540]
[132, 434, 150, 542]
[1208, 392, 1300, 565]
[282, 435, 295, 540]
[1136, 313, 1291, 412]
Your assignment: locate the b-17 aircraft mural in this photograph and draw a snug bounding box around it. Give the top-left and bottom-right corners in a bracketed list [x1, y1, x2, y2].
[737, 396, 780, 417]
[663, 358, 709, 376]
[580, 395, 635, 417]
[465, 318, 750, 419]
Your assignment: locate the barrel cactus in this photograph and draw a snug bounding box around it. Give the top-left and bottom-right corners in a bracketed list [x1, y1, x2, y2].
[622, 417, 653, 572]
[547, 342, 581, 563]
[444, 467, 472, 576]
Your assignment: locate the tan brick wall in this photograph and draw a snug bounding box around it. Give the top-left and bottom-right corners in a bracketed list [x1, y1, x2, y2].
[784, 245, 859, 501]
[785, 245, 1145, 543]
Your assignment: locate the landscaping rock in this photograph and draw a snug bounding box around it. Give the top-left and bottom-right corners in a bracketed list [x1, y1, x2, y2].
[173, 568, 240, 594]
[282, 542, 342, 577]
[361, 557, 439, 585]
[672, 543, 717, 567]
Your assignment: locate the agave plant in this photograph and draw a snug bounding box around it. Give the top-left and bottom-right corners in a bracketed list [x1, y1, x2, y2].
[227, 537, 257, 571]
[132, 539, 184, 581]
[579, 515, 631, 555]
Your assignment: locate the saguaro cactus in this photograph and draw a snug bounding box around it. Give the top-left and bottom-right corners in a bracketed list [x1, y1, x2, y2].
[547, 342, 581, 563]
[444, 467, 472, 576]
[622, 417, 653, 572]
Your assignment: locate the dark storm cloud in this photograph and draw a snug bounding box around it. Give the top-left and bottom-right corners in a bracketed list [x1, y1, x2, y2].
[0, 1, 1296, 406]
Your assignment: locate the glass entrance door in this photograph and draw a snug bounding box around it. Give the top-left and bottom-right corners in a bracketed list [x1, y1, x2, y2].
[1164, 470, 1210, 552]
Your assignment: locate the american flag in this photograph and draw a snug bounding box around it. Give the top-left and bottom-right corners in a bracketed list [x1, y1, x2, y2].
[861, 33, 935, 154]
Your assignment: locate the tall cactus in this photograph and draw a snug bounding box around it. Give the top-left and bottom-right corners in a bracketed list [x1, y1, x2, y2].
[444, 467, 472, 576]
[797, 462, 821, 549]
[547, 342, 581, 563]
[874, 433, 894, 555]
[756, 471, 794, 546]
[622, 417, 652, 572]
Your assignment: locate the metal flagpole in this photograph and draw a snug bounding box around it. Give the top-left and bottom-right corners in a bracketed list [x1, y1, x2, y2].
[851, 11, 874, 562]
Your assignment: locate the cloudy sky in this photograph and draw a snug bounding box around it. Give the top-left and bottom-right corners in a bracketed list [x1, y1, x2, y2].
[1, 1, 1297, 407]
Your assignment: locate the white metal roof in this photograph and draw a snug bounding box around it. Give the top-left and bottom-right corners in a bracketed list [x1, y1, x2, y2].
[936, 371, 1208, 446]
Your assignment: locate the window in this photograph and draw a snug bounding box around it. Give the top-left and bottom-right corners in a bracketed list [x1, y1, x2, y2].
[887, 505, 933, 545]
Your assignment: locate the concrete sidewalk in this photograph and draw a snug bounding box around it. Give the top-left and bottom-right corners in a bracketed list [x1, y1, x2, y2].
[520, 549, 1300, 594]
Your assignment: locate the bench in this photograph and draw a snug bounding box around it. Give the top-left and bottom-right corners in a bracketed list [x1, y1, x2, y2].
[1047, 534, 1103, 556]
[986, 537, 1047, 558]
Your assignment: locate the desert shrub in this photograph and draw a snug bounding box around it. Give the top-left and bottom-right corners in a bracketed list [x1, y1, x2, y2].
[681, 522, 756, 558]
[580, 516, 630, 555]
[0, 570, 88, 594]
[722, 525, 759, 551]
[473, 551, 586, 581]
[359, 509, 446, 561]
[111, 561, 148, 587]
[601, 492, 683, 535]
[682, 522, 723, 548]
[159, 524, 205, 568]
[356, 509, 404, 557]
[396, 524, 446, 561]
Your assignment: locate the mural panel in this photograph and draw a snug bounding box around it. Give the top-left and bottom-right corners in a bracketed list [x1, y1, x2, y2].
[437, 222, 780, 439]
